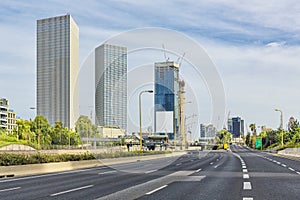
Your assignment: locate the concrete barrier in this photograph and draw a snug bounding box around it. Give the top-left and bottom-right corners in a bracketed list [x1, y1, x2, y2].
[278, 148, 300, 157]
[0, 151, 186, 177]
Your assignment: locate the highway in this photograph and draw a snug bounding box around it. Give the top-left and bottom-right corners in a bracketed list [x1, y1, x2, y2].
[0, 145, 299, 200]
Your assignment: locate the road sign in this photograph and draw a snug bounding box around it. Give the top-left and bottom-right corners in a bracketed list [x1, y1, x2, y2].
[256, 138, 262, 149]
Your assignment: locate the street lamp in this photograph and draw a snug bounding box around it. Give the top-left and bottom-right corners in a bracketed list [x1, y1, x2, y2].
[139, 90, 153, 151]
[30, 107, 40, 150]
[274, 108, 284, 146]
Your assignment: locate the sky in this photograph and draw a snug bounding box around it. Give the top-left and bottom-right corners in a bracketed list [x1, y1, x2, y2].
[1, 0, 300, 138]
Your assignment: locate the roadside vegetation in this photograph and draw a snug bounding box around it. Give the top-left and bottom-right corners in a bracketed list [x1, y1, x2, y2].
[215, 129, 232, 149]
[245, 120, 300, 150]
[0, 150, 171, 166]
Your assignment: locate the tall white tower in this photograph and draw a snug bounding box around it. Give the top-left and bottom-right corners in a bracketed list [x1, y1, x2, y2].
[37, 14, 79, 129]
[95, 44, 127, 130]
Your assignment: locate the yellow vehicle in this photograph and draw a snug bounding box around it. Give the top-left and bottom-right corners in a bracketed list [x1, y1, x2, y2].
[224, 143, 229, 150]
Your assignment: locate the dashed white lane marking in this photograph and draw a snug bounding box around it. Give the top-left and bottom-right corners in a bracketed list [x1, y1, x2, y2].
[50, 185, 94, 196]
[145, 170, 157, 174]
[98, 171, 117, 175]
[0, 187, 21, 192]
[146, 185, 168, 195]
[176, 163, 182, 166]
[243, 169, 248, 173]
[242, 166, 247, 169]
[214, 165, 219, 169]
[281, 164, 287, 167]
[243, 174, 250, 179]
[210, 162, 214, 165]
[243, 198, 253, 200]
[196, 168, 202, 172]
[288, 167, 295, 172]
[243, 182, 252, 190]
[296, 172, 300, 175]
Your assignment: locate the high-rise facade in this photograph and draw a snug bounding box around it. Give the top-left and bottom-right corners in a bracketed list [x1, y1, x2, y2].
[154, 61, 180, 139]
[0, 98, 8, 130]
[0, 98, 17, 133]
[37, 14, 79, 129]
[95, 44, 127, 130]
[229, 117, 244, 138]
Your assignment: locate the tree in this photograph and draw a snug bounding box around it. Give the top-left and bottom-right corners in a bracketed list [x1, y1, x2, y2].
[292, 127, 300, 145]
[75, 115, 98, 138]
[31, 116, 52, 147]
[216, 130, 232, 145]
[13, 119, 35, 143]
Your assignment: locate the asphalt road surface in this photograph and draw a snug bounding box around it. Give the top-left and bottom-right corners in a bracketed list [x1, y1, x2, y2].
[0, 145, 299, 200]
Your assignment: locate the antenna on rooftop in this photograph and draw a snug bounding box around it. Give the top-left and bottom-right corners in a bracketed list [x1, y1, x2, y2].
[162, 44, 169, 62]
[176, 52, 186, 67]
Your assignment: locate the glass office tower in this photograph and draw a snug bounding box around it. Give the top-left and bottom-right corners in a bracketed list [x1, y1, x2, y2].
[95, 44, 127, 130]
[37, 14, 79, 129]
[154, 61, 180, 139]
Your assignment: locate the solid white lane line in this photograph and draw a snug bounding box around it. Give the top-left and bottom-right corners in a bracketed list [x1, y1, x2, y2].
[243, 174, 249, 179]
[288, 167, 295, 172]
[145, 170, 157, 174]
[50, 185, 93, 196]
[243, 198, 253, 200]
[243, 169, 248, 173]
[243, 182, 252, 190]
[196, 168, 202, 172]
[146, 185, 168, 195]
[98, 171, 117, 175]
[0, 187, 21, 192]
[281, 164, 287, 167]
[0, 167, 107, 183]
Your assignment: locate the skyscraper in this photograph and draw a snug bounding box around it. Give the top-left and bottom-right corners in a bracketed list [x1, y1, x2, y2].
[229, 116, 244, 138]
[37, 14, 79, 129]
[95, 44, 127, 130]
[154, 61, 180, 139]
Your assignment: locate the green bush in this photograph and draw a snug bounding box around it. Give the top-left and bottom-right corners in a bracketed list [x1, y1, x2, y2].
[0, 150, 171, 166]
[0, 153, 95, 166]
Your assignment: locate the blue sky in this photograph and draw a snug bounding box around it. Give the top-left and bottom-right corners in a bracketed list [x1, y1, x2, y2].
[1, 0, 300, 137]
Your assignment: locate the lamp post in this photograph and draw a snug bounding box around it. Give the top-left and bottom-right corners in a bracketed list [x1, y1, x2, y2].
[30, 107, 40, 150]
[274, 108, 284, 146]
[139, 90, 153, 151]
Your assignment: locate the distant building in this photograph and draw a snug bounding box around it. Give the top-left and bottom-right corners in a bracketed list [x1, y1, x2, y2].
[0, 98, 8, 130]
[261, 125, 272, 133]
[7, 109, 17, 133]
[228, 117, 244, 138]
[95, 44, 127, 130]
[98, 126, 126, 138]
[200, 124, 206, 138]
[37, 14, 79, 129]
[0, 98, 17, 133]
[288, 116, 296, 130]
[154, 61, 180, 140]
[200, 123, 217, 139]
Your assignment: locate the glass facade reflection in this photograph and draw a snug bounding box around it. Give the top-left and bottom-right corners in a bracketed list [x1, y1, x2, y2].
[154, 62, 179, 139]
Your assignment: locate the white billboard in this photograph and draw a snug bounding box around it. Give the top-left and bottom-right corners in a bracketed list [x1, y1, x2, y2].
[156, 111, 173, 133]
